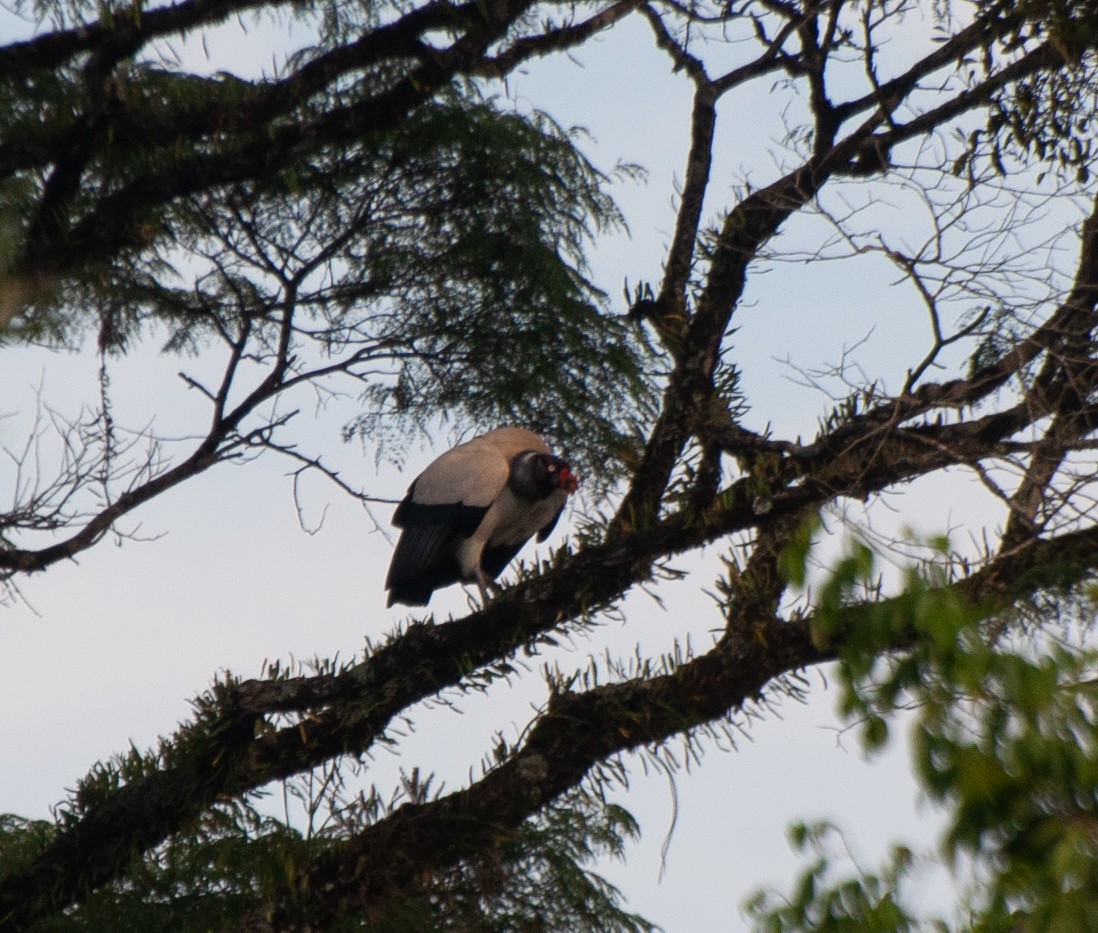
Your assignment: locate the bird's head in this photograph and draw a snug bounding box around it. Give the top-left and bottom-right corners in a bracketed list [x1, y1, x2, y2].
[550, 460, 579, 494]
[512, 451, 580, 498]
[536, 453, 579, 494]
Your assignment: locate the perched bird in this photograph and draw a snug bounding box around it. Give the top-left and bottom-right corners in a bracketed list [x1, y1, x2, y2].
[385, 427, 579, 607]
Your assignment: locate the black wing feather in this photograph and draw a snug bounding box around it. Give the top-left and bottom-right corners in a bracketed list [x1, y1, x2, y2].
[536, 501, 566, 542]
[385, 494, 490, 607]
[483, 501, 564, 582]
[392, 489, 488, 537]
[480, 542, 527, 581]
[386, 520, 457, 587]
[386, 543, 463, 606]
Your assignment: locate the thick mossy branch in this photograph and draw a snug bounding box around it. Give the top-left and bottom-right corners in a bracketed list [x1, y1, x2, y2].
[273, 615, 828, 927]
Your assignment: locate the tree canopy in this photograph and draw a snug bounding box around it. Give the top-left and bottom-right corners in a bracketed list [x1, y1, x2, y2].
[6, 0, 1098, 928]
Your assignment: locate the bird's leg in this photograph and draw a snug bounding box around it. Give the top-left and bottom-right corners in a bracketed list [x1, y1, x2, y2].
[475, 568, 492, 608]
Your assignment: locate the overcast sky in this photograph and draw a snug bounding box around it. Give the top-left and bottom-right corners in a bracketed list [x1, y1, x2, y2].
[0, 4, 1036, 929]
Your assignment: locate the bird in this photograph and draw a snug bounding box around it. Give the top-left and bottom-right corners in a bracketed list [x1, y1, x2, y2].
[385, 427, 579, 607]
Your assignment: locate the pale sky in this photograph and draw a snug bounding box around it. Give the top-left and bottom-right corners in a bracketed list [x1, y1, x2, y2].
[0, 3, 1055, 928]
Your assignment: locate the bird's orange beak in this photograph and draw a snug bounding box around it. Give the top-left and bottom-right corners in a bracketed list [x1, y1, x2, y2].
[559, 467, 579, 493]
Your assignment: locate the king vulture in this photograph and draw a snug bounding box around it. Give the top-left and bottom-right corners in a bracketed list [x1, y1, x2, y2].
[385, 427, 579, 607]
